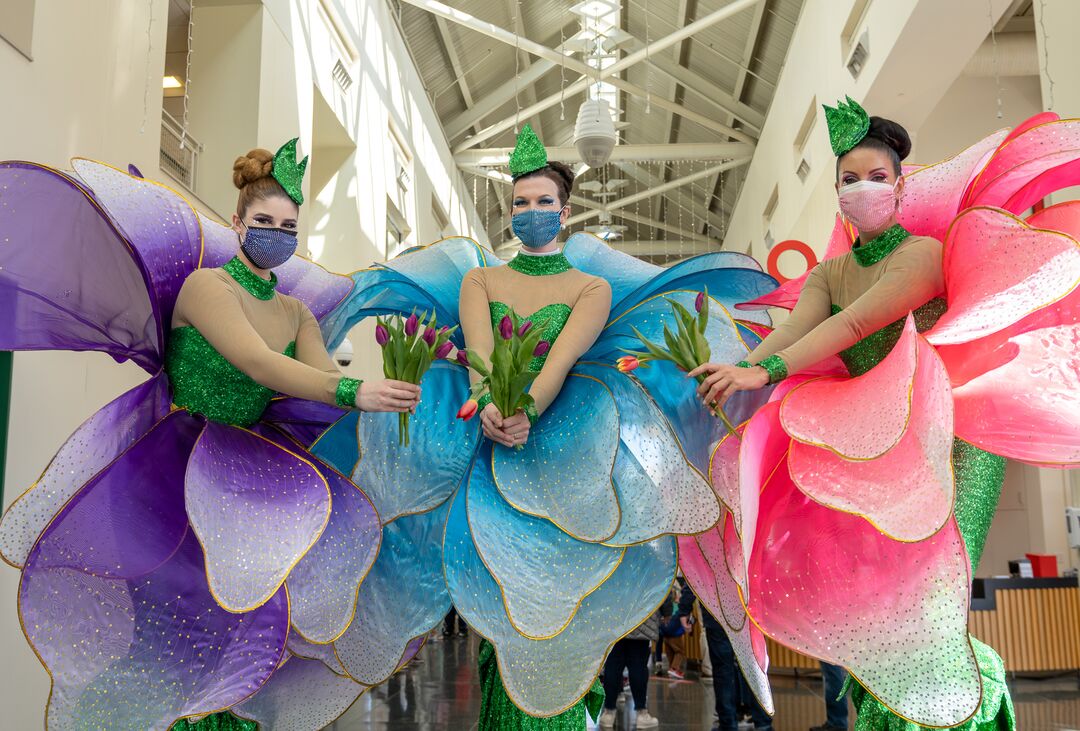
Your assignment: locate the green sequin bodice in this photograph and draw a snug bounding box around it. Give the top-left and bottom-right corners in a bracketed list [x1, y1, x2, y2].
[165, 327, 295, 427]
[489, 301, 572, 373]
[834, 297, 948, 377]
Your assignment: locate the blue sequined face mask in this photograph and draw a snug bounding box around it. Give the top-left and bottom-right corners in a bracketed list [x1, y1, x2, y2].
[240, 223, 298, 269]
[512, 208, 564, 249]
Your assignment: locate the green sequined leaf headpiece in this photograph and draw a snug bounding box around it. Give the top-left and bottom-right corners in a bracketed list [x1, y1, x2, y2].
[508, 124, 548, 179]
[272, 138, 308, 206]
[824, 96, 871, 157]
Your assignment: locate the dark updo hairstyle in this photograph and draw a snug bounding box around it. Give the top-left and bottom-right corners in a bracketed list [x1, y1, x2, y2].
[511, 161, 576, 206]
[232, 148, 294, 217]
[836, 116, 912, 179]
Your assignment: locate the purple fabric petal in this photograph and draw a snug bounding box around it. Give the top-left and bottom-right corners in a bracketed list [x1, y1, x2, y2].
[185, 422, 331, 612]
[260, 397, 347, 447]
[71, 159, 203, 337]
[233, 656, 365, 731]
[198, 211, 239, 269]
[20, 411, 289, 730]
[287, 634, 347, 676]
[0, 161, 159, 368]
[0, 372, 171, 566]
[273, 254, 356, 322]
[286, 460, 381, 644]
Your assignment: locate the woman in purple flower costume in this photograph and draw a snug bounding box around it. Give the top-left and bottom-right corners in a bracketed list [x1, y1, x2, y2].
[0, 141, 420, 730]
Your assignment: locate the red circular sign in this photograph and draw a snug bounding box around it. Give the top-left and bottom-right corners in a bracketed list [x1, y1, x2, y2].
[767, 240, 818, 284]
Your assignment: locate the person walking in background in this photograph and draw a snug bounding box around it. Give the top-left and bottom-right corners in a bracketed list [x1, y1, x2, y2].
[598, 609, 661, 729]
[679, 583, 773, 731]
[809, 662, 849, 731]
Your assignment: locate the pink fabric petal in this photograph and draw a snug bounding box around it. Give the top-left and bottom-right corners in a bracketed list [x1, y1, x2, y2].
[186, 422, 331, 612]
[709, 430, 743, 530]
[927, 207, 1080, 345]
[1027, 199, 1080, 237]
[737, 402, 789, 564]
[898, 129, 1010, 241]
[781, 316, 919, 460]
[953, 319, 1080, 466]
[966, 119, 1080, 210]
[679, 527, 774, 715]
[747, 460, 979, 728]
[789, 333, 955, 541]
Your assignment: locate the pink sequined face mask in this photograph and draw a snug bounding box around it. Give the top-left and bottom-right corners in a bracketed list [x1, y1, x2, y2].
[838, 179, 899, 233]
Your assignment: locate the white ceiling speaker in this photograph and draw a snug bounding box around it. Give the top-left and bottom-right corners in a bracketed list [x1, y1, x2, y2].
[574, 98, 617, 168]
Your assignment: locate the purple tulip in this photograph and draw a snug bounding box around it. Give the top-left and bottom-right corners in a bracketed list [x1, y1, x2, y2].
[375, 323, 390, 346]
[435, 341, 454, 359]
[422, 326, 437, 346]
[533, 341, 550, 357]
[404, 313, 419, 336]
[440, 325, 451, 334]
[498, 315, 513, 340]
[456, 350, 470, 367]
[695, 291, 705, 313]
[518, 320, 533, 336]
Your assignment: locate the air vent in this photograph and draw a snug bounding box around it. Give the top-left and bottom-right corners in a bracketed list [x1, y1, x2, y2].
[846, 31, 870, 79]
[332, 59, 353, 92]
[796, 158, 810, 182]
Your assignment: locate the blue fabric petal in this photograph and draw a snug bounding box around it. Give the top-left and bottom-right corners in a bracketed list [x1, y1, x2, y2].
[574, 364, 720, 545]
[445, 482, 677, 717]
[334, 497, 453, 685]
[562, 233, 665, 308]
[491, 374, 620, 542]
[321, 238, 498, 349]
[312, 362, 479, 522]
[470, 446, 624, 639]
[586, 291, 772, 471]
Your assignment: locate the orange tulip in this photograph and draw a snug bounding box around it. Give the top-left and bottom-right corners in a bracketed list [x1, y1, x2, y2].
[616, 355, 640, 373]
[457, 399, 479, 421]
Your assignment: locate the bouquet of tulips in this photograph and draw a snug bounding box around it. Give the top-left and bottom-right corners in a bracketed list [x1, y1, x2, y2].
[375, 310, 457, 445]
[616, 289, 738, 437]
[456, 311, 551, 447]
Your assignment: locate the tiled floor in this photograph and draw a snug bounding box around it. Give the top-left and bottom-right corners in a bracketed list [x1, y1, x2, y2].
[335, 635, 1080, 730]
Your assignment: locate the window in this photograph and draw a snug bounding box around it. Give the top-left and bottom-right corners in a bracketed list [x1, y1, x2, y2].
[431, 195, 453, 237]
[388, 120, 413, 194]
[840, 0, 872, 57]
[793, 97, 817, 182]
[762, 185, 779, 232]
[386, 196, 412, 258]
[0, 0, 35, 60]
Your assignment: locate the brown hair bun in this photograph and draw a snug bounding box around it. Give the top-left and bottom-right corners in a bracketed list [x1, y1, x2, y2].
[232, 148, 275, 190]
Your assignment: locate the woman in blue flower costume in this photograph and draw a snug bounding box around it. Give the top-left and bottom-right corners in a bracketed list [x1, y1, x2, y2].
[0, 142, 421, 730]
[313, 125, 780, 727]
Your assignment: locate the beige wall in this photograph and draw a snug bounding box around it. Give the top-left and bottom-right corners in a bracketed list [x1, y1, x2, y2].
[0, 1, 484, 726]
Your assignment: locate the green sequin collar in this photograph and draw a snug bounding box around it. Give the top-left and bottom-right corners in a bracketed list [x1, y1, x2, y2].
[224, 256, 278, 300]
[507, 252, 573, 276]
[852, 224, 910, 268]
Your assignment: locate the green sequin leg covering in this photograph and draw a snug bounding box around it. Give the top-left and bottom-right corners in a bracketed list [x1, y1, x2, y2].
[170, 712, 257, 731]
[952, 439, 1006, 571]
[851, 637, 1015, 731]
[477, 639, 604, 731]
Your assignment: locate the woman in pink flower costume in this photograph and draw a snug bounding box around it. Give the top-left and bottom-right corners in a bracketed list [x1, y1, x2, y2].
[684, 100, 1080, 730]
[0, 142, 421, 730]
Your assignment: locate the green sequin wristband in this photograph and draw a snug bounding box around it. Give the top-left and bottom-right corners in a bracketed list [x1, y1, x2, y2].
[336, 377, 362, 409]
[757, 355, 788, 384]
[477, 392, 493, 411]
[736, 360, 751, 369]
[522, 403, 539, 426]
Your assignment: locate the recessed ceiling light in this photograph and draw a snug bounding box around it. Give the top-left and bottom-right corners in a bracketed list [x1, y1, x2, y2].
[571, 0, 618, 18]
[162, 76, 183, 89]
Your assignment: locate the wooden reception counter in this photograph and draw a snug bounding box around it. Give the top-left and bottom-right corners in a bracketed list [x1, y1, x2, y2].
[765, 576, 1080, 674]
